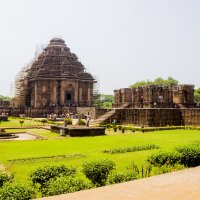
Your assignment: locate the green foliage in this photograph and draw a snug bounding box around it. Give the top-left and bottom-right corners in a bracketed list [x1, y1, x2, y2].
[94, 94, 114, 108]
[103, 144, 159, 154]
[65, 118, 72, 125]
[130, 76, 178, 88]
[147, 144, 200, 168]
[154, 164, 185, 175]
[19, 120, 24, 127]
[118, 125, 122, 130]
[79, 119, 86, 125]
[42, 176, 93, 197]
[147, 151, 181, 166]
[176, 144, 200, 167]
[0, 172, 13, 187]
[0, 183, 36, 200]
[82, 159, 116, 186]
[40, 119, 48, 125]
[106, 171, 136, 185]
[121, 127, 126, 133]
[113, 125, 117, 132]
[102, 102, 112, 108]
[30, 165, 76, 186]
[0, 95, 11, 101]
[194, 88, 200, 103]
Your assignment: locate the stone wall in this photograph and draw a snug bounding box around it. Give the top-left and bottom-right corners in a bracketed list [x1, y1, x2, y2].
[112, 108, 200, 126]
[114, 85, 195, 108]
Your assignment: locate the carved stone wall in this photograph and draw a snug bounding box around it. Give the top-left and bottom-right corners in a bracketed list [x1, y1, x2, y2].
[114, 85, 195, 108]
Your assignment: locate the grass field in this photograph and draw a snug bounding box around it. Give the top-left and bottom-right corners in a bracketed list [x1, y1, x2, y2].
[1, 119, 200, 183]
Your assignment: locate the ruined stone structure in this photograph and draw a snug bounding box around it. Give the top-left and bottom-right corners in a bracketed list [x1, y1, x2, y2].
[114, 85, 195, 108]
[14, 38, 95, 108]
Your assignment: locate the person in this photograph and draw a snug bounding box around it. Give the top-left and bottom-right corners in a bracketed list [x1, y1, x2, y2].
[86, 112, 92, 126]
[112, 119, 116, 124]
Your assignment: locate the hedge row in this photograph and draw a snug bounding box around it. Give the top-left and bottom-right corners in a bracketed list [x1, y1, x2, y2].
[147, 143, 200, 167]
[103, 144, 159, 154]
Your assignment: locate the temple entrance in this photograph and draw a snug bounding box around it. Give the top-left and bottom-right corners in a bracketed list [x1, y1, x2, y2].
[65, 92, 73, 105]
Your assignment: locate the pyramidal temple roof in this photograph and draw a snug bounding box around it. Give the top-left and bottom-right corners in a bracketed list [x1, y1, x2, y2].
[27, 38, 94, 81]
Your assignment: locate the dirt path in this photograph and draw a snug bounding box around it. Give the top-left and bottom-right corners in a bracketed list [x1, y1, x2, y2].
[36, 166, 200, 200]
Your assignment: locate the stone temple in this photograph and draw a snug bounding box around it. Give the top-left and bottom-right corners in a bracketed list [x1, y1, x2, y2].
[14, 38, 95, 108]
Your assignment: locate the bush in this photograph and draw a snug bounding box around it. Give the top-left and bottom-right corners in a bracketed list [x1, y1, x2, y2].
[153, 163, 185, 175]
[82, 159, 116, 186]
[106, 171, 136, 185]
[0, 172, 13, 187]
[103, 144, 159, 154]
[147, 151, 181, 166]
[118, 125, 122, 130]
[30, 165, 76, 187]
[79, 119, 86, 125]
[121, 127, 126, 133]
[113, 125, 117, 132]
[176, 144, 200, 167]
[42, 176, 93, 196]
[0, 183, 36, 200]
[65, 118, 73, 125]
[41, 119, 48, 125]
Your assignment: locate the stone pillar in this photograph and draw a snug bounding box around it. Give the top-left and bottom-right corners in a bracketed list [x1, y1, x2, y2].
[34, 83, 37, 108]
[79, 87, 82, 102]
[88, 87, 91, 106]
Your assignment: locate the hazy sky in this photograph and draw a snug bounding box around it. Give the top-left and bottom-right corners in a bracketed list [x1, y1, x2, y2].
[0, 0, 200, 96]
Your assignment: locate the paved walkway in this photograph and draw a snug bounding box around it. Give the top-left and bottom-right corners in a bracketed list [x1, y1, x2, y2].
[37, 166, 200, 200]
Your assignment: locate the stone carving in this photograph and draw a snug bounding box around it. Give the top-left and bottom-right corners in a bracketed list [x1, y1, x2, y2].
[114, 85, 195, 108]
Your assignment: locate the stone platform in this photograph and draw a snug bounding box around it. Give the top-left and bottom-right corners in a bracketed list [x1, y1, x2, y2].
[50, 125, 105, 137]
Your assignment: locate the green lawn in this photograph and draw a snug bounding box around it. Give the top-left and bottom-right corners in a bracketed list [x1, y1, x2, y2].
[1, 127, 200, 182]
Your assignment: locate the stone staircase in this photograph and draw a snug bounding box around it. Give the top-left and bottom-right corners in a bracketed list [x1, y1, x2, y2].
[92, 109, 116, 125]
[92, 103, 131, 125]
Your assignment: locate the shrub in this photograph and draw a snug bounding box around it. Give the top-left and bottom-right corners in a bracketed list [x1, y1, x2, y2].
[176, 144, 200, 167]
[0, 183, 36, 200]
[42, 176, 93, 196]
[41, 119, 48, 125]
[113, 125, 117, 132]
[79, 119, 86, 125]
[30, 165, 76, 187]
[153, 163, 185, 175]
[103, 144, 159, 154]
[82, 159, 116, 186]
[0, 172, 13, 188]
[106, 124, 112, 129]
[118, 125, 122, 130]
[19, 120, 24, 127]
[65, 118, 73, 125]
[121, 127, 126, 133]
[147, 151, 181, 166]
[106, 171, 136, 185]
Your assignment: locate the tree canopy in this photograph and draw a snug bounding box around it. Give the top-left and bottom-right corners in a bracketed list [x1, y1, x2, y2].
[94, 94, 114, 108]
[0, 95, 11, 101]
[194, 88, 200, 103]
[129, 77, 179, 88]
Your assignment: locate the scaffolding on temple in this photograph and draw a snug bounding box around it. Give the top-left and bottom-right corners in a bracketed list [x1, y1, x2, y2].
[13, 37, 97, 108]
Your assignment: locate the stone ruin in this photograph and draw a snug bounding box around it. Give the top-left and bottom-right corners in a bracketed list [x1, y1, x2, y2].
[114, 84, 195, 108]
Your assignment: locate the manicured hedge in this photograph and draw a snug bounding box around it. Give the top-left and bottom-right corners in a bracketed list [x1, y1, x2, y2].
[42, 176, 93, 196]
[82, 159, 116, 186]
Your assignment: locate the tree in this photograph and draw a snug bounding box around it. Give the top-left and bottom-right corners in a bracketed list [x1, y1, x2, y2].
[130, 77, 178, 88]
[94, 94, 114, 108]
[194, 88, 200, 103]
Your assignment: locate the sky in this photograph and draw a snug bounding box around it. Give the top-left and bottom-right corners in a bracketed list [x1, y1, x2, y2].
[0, 0, 200, 96]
